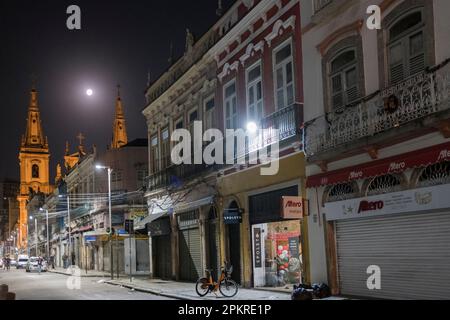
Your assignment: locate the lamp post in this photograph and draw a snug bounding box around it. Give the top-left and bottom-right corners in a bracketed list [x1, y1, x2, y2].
[59, 194, 72, 267]
[40, 208, 50, 261]
[30, 216, 37, 256]
[96, 164, 114, 280]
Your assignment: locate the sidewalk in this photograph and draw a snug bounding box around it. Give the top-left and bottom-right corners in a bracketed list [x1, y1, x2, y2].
[105, 278, 292, 300]
[48, 267, 291, 300]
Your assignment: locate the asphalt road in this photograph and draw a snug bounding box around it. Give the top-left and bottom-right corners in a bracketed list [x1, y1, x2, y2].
[0, 268, 174, 300]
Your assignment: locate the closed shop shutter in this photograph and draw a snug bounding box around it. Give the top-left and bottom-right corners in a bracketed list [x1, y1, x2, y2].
[179, 228, 202, 282]
[336, 211, 450, 300]
[153, 235, 172, 279]
[102, 242, 110, 272]
[136, 239, 150, 272]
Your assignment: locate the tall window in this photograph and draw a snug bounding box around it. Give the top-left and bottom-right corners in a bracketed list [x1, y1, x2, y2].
[224, 81, 238, 129]
[150, 134, 159, 174]
[161, 127, 170, 169]
[204, 98, 215, 132]
[274, 41, 295, 110]
[188, 109, 198, 137]
[247, 63, 264, 123]
[388, 10, 424, 84]
[32, 164, 39, 179]
[330, 49, 359, 109]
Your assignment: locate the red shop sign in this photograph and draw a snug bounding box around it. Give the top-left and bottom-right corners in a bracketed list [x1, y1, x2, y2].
[307, 142, 450, 188]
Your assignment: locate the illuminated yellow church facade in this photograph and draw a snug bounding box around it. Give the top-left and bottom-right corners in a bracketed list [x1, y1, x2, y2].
[17, 87, 53, 249]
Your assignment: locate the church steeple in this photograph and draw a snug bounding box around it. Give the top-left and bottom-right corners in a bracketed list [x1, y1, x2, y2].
[21, 86, 48, 149]
[111, 85, 128, 149]
[17, 82, 52, 250]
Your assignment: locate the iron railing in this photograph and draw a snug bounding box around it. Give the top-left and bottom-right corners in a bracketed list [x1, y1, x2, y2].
[145, 103, 304, 192]
[305, 62, 450, 157]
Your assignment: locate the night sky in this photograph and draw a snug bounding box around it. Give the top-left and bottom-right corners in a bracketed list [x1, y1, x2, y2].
[0, 0, 235, 182]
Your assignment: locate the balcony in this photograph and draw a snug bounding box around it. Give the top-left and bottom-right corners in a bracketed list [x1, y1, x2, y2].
[145, 103, 303, 193]
[305, 62, 450, 159]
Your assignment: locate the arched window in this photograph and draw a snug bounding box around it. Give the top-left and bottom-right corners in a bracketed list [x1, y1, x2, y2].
[388, 10, 424, 84]
[417, 162, 450, 187]
[32, 164, 39, 179]
[366, 174, 404, 196]
[326, 182, 359, 203]
[329, 49, 359, 110]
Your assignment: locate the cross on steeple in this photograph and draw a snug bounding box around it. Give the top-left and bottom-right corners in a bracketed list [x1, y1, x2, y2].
[77, 132, 85, 146]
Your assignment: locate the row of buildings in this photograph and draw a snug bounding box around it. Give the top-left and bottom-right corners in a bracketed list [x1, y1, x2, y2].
[16, 0, 450, 299]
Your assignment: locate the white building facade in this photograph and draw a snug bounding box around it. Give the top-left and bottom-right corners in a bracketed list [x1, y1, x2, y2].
[302, 0, 450, 299]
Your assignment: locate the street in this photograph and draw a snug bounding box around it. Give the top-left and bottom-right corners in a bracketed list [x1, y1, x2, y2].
[0, 268, 174, 300]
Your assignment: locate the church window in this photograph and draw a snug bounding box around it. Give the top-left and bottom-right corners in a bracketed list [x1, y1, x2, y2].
[32, 164, 40, 179]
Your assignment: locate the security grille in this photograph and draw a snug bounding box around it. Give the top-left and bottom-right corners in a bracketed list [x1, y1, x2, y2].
[366, 174, 404, 196]
[418, 162, 450, 187]
[327, 182, 359, 202]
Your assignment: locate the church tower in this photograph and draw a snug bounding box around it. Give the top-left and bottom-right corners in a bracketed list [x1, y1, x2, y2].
[111, 85, 128, 149]
[17, 85, 53, 249]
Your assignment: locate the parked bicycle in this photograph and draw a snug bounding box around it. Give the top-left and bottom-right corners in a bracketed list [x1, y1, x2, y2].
[196, 262, 238, 298]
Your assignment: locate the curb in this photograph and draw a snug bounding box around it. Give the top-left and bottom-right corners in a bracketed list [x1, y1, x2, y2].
[48, 270, 111, 278]
[104, 280, 195, 300]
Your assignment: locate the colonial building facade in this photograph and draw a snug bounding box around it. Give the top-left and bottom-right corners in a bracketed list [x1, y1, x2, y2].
[142, 0, 306, 289]
[302, 0, 450, 299]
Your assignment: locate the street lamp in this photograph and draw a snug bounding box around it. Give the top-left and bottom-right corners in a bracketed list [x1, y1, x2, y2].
[96, 164, 114, 280]
[40, 208, 50, 261]
[29, 216, 37, 256]
[59, 194, 72, 267]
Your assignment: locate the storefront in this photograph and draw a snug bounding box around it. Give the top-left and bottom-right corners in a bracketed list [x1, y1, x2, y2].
[249, 185, 304, 288]
[149, 216, 172, 280]
[325, 183, 450, 299]
[307, 142, 450, 299]
[177, 210, 202, 282]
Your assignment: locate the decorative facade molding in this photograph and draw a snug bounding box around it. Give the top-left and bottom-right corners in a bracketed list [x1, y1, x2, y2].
[265, 16, 296, 48]
[218, 61, 240, 82]
[239, 40, 265, 66]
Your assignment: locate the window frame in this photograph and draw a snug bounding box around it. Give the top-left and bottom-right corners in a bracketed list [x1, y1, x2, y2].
[272, 38, 295, 111]
[246, 60, 264, 124]
[328, 48, 359, 110]
[150, 133, 159, 174]
[203, 95, 216, 132]
[387, 8, 425, 84]
[223, 79, 238, 130]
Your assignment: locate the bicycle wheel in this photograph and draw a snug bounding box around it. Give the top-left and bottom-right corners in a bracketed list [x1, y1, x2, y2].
[219, 279, 238, 298]
[195, 278, 210, 297]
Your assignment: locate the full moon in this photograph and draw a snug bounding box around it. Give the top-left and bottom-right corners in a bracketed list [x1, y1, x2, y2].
[86, 89, 93, 96]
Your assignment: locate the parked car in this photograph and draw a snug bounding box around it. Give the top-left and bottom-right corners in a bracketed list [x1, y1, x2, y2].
[25, 257, 48, 272]
[17, 255, 29, 269]
[9, 259, 17, 267]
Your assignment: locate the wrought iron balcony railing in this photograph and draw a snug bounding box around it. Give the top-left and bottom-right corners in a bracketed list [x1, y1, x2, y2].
[145, 103, 303, 192]
[305, 62, 450, 157]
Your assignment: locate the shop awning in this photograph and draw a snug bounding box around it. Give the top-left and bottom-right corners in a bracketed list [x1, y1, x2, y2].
[134, 211, 168, 231]
[174, 196, 214, 213]
[307, 142, 450, 188]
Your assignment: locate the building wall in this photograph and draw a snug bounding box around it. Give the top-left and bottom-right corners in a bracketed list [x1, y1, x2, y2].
[302, 0, 450, 285]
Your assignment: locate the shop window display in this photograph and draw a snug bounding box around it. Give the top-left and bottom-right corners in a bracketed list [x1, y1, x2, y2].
[252, 220, 302, 288]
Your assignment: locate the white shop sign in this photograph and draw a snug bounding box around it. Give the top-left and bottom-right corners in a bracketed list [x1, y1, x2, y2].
[325, 184, 450, 221]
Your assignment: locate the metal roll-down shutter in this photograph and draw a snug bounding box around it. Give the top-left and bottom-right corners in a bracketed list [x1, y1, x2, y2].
[336, 211, 450, 300]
